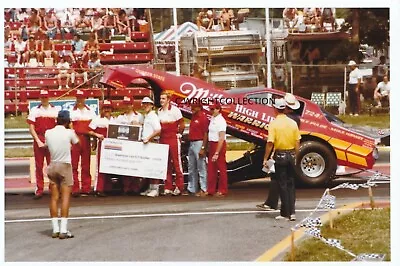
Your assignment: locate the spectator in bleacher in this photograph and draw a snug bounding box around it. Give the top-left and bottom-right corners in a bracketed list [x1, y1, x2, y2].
[117, 9, 132, 39]
[220, 8, 231, 31]
[283, 8, 298, 29]
[24, 34, 40, 66]
[91, 12, 106, 43]
[103, 11, 117, 41]
[57, 57, 71, 89]
[71, 57, 88, 87]
[88, 53, 103, 88]
[85, 33, 101, 60]
[14, 35, 27, 65]
[60, 13, 76, 41]
[39, 34, 58, 66]
[16, 8, 29, 23]
[303, 8, 316, 25]
[320, 8, 335, 31]
[75, 9, 90, 34]
[43, 10, 58, 39]
[71, 34, 85, 59]
[374, 75, 390, 108]
[28, 9, 43, 36]
[27, 89, 58, 199]
[127, 8, 138, 31]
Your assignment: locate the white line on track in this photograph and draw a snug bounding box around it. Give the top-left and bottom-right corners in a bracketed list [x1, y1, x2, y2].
[5, 209, 329, 223]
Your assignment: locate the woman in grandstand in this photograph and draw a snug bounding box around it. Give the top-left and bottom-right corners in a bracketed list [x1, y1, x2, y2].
[39, 34, 58, 65]
[91, 12, 106, 43]
[24, 35, 40, 66]
[103, 11, 117, 41]
[28, 9, 43, 36]
[117, 9, 131, 39]
[74, 9, 90, 34]
[85, 33, 101, 61]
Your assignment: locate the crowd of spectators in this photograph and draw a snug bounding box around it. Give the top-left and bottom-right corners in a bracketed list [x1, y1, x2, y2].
[196, 8, 249, 31]
[4, 8, 147, 68]
[282, 8, 336, 32]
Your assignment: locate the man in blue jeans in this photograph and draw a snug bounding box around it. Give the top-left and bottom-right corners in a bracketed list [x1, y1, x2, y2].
[187, 100, 209, 196]
[262, 98, 301, 221]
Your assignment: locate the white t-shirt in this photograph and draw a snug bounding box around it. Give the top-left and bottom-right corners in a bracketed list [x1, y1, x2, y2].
[116, 112, 143, 125]
[89, 116, 115, 131]
[14, 40, 26, 53]
[45, 125, 79, 163]
[57, 62, 70, 74]
[158, 105, 183, 124]
[208, 113, 227, 142]
[349, 67, 363, 84]
[142, 111, 161, 139]
[377, 81, 390, 95]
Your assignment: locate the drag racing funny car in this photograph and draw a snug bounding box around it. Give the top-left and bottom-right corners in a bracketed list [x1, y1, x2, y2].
[100, 65, 380, 187]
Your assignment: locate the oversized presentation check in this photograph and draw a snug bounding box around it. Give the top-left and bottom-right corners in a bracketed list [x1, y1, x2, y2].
[99, 138, 169, 180]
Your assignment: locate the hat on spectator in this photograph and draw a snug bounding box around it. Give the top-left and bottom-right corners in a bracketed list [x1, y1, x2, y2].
[75, 89, 86, 98]
[273, 98, 286, 110]
[102, 100, 113, 108]
[123, 96, 133, 104]
[39, 90, 49, 98]
[284, 93, 300, 110]
[209, 101, 221, 110]
[348, 60, 357, 66]
[141, 97, 154, 105]
[57, 110, 70, 121]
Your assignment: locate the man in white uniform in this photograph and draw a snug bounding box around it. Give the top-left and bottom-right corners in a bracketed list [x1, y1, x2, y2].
[140, 97, 162, 197]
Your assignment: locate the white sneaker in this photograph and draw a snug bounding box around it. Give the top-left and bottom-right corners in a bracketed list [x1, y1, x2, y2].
[172, 187, 181, 196]
[289, 214, 296, 221]
[275, 215, 289, 221]
[354, 113, 359, 117]
[146, 189, 159, 197]
[164, 189, 173, 196]
[66, 85, 70, 89]
[349, 113, 354, 116]
[58, 85, 62, 90]
[140, 188, 151, 196]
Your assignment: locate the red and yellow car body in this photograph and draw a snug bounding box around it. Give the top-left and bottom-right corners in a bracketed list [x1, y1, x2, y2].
[101, 65, 378, 185]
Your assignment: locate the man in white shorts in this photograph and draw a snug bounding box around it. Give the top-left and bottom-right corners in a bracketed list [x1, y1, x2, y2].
[45, 110, 79, 239]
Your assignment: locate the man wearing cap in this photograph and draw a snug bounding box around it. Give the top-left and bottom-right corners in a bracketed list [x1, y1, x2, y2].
[187, 100, 209, 196]
[45, 110, 79, 239]
[158, 91, 185, 196]
[257, 93, 300, 211]
[88, 100, 115, 197]
[348, 60, 362, 116]
[263, 98, 301, 221]
[206, 101, 228, 197]
[70, 89, 97, 197]
[27, 90, 59, 199]
[116, 96, 144, 194]
[140, 97, 162, 197]
[116, 96, 143, 125]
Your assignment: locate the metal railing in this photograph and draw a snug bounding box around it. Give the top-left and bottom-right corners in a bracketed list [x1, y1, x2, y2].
[4, 128, 245, 149]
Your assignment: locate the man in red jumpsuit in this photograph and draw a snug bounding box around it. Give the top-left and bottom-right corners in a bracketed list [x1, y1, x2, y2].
[27, 90, 58, 199]
[70, 89, 97, 197]
[158, 91, 185, 196]
[88, 100, 115, 197]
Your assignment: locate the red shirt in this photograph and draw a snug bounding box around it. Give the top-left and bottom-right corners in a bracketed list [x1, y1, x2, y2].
[26, 104, 58, 135]
[188, 110, 209, 141]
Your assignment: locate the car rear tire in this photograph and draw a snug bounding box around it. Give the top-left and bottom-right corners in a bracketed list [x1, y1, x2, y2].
[295, 141, 337, 187]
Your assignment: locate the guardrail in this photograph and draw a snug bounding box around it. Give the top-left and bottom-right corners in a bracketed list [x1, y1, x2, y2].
[4, 128, 245, 149]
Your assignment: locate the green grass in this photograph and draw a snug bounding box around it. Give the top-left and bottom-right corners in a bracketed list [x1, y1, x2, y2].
[5, 114, 29, 129]
[5, 147, 33, 157]
[338, 114, 390, 128]
[285, 208, 390, 261]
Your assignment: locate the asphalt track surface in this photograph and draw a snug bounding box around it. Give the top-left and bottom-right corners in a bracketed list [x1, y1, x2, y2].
[5, 168, 390, 262]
